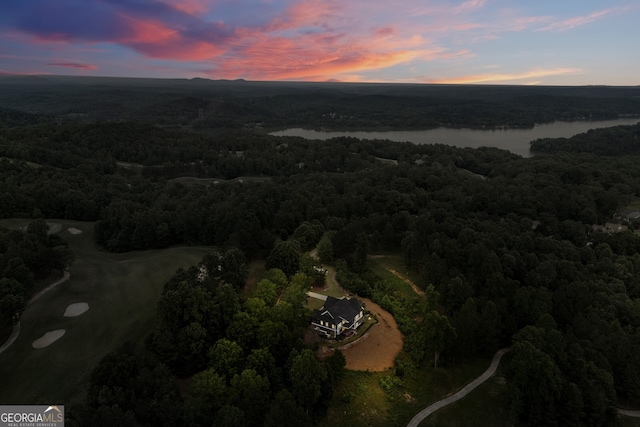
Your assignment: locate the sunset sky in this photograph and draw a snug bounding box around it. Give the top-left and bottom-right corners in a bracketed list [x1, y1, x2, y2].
[1, 0, 638, 85]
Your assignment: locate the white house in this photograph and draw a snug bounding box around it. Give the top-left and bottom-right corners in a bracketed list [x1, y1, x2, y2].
[311, 296, 365, 339]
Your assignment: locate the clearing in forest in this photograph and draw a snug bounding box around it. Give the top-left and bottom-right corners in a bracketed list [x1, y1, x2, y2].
[308, 260, 403, 371]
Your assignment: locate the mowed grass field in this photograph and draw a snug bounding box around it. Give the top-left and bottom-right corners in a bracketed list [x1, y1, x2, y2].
[0, 219, 212, 406]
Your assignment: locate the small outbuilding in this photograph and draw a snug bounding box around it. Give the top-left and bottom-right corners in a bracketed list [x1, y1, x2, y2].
[311, 296, 365, 339]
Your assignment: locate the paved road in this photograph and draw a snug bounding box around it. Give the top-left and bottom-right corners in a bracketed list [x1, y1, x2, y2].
[307, 291, 328, 301]
[619, 409, 640, 417]
[0, 271, 70, 356]
[405, 346, 640, 425]
[407, 347, 511, 427]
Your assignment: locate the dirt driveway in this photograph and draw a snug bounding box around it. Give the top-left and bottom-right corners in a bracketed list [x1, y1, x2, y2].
[338, 297, 403, 371]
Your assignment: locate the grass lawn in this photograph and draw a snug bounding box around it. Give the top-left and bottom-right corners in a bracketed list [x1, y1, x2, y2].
[0, 219, 213, 406]
[320, 370, 392, 427]
[619, 417, 640, 427]
[306, 296, 325, 311]
[622, 197, 640, 212]
[320, 355, 494, 427]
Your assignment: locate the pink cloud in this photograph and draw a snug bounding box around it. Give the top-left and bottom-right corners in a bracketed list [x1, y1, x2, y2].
[455, 0, 486, 14]
[536, 9, 613, 31]
[205, 1, 476, 83]
[117, 15, 177, 44]
[375, 27, 396, 39]
[116, 14, 225, 60]
[267, 0, 342, 32]
[214, 28, 434, 82]
[202, 0, 455, 81]
[165, 0, 212, 15]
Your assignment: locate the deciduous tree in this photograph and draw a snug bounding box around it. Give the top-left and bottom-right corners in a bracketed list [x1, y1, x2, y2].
[289, 349, 327, 412]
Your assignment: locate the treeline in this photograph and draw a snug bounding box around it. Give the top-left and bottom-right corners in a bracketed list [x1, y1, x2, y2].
[0, 219, 74, 328]
[248, 93, 640, 130]
[2, 77, 640, 130]
[0, 107, 51, 128]
[68, 253, 344, 427]
[531, 122, 640, 155]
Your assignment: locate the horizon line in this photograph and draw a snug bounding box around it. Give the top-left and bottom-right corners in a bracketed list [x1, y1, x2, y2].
[1, 73, 639, 88]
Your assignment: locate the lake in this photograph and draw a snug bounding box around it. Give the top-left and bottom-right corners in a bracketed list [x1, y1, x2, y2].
[270, 118, 640, 157]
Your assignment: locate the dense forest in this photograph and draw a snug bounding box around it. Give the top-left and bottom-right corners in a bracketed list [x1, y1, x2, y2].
[2, 78, 640, 426]
[2, 75, 640, 130]
[531, 122, 640, 155]
[67, 251, 340, 427]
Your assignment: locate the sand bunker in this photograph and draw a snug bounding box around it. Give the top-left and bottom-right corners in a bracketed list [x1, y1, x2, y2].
[32, 330, 66, 349]
[67, 227, 82, 235]
[46, 222, 62, 234]
[64, 302, 89, 317]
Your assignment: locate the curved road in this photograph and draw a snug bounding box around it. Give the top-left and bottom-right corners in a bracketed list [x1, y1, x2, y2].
[618, 409, 640, 418]
[407, 348, 511, 427]
[0, 271, 70, 356]
[406, 347, 640, 426]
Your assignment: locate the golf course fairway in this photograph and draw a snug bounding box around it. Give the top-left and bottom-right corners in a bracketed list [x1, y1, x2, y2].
[0, 219, 213, 405]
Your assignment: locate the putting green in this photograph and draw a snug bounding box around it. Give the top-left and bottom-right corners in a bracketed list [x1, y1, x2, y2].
[0, 219, 213, 405]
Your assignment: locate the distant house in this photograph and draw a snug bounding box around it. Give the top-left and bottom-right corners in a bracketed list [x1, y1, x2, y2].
[604, 222, 628, 233]
[311, 296, 365, 339]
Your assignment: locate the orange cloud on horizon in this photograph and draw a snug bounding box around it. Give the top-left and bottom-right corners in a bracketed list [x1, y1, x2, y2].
[427, 68, 581, 84]
[47, 61, 98, 70]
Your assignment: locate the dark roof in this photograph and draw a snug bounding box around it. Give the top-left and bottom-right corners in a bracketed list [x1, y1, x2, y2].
[312, 296, 363, 324]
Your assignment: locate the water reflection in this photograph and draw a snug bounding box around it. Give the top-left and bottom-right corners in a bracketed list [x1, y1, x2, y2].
[270, 118, 640, 157]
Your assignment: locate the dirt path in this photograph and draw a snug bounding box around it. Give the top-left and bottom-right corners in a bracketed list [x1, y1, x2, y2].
[0, 271, 70, 356]
[338, 297, 403, 371]
[386, 268, 424, 296]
